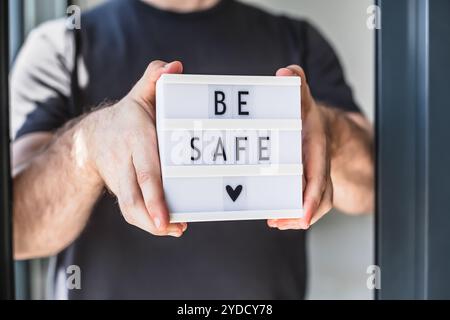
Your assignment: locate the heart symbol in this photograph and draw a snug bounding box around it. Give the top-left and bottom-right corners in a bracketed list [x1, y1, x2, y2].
[226, 185, 243, 202]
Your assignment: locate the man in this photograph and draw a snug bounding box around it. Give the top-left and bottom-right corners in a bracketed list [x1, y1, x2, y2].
[11, 0, 374, 299]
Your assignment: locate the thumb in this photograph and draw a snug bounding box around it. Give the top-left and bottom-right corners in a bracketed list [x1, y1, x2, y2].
[276, 65, 315, 117]
[130, 60, 183, 108]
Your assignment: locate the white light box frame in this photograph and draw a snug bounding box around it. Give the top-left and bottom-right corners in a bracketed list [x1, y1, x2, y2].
[156, 74, 303, 223]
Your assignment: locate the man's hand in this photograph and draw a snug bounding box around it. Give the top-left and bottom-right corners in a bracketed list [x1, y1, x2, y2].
[13, 60, 189, 259]
[81, 60, 187, 237]
[268, 65, 374, 230]
[267, 65, 333, 230]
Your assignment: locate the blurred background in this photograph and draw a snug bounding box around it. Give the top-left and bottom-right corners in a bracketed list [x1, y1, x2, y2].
[9, 0, 374, 300]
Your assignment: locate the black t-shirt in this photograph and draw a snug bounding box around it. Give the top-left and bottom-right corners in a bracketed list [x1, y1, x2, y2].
[11, 0, 359, 299]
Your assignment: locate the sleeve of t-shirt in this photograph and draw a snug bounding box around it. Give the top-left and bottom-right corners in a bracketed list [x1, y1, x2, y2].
[10, 19, 75, 140]
[301, 21, 360, 113]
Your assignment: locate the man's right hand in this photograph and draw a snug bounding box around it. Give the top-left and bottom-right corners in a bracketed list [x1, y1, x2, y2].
[79, 60, 187, 237]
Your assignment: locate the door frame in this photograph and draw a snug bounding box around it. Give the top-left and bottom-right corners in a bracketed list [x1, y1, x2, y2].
[376, 0, 450, 299]
[0, 0, 15, 301]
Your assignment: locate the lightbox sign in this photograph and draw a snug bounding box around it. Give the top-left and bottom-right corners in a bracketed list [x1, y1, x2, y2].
[156, 74, 303, 222]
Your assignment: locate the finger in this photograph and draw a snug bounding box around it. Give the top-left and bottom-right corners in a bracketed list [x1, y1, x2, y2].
[268, 178, 332, 230]
[267, 174, 307, 229]
[273, 65, 329, 230]
[274, 182, 332, 231]
[276, 65, 314, 116]
[131, 60, 184, 108]
[302, 153, 327, 226]
[266, 122, 329, 227]
[275, 67, 296, 77]
[310, 178, 333, 225]
[270, 67, 308, 229]
[118, 161, 185, 237]
[267, 217, 309, 230]
[131, 133, 186, 234]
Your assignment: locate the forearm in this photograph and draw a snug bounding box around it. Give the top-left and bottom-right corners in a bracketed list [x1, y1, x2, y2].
[13, 114, 104, 260]
[321, 105, 374, 214]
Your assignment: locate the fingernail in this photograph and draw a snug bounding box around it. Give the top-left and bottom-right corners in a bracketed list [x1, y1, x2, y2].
[154, 217, 162, 230]
[169, 232, 181, 238]
[301, 220, 310, 229]
[164, 62, 172, 69]
[182, 223, 188, 232]
[283, 68, 295, 75]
